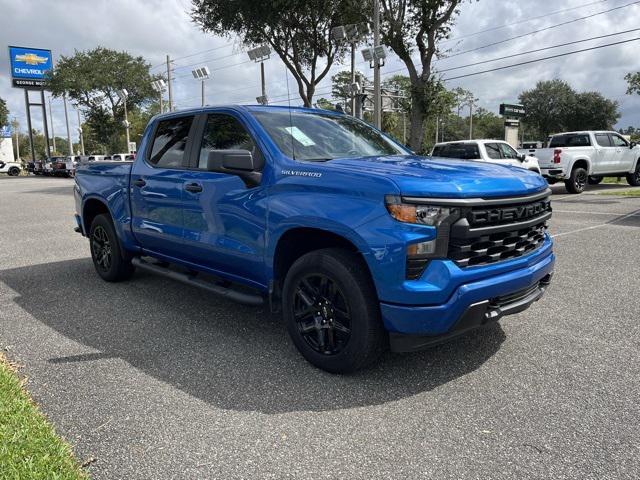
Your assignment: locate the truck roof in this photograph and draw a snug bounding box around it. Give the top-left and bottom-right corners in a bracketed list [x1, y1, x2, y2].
[549, 130, 617, 136]
[152, 104, 345, 122]
[434, 139, 507, 146]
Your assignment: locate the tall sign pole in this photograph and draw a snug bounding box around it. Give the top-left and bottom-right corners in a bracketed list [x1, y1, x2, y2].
[9, 46, 54, 161]
[76, 108, 85, 156]
[166, 55, 173, 112]
[63, 94, 74, 155]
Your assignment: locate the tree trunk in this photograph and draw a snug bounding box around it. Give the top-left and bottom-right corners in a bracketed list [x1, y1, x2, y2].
[408, 107, 425, 153]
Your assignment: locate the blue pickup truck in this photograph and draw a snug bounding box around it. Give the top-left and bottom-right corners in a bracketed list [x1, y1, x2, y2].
[74, 105, 554, 373]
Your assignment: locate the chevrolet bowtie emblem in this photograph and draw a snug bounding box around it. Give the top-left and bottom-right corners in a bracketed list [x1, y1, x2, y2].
[15, 53, 48, 65]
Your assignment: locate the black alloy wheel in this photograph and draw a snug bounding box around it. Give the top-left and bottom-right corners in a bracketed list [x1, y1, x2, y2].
[292, 273, 352, 355]
[574, 169, 587, 191]
[91, 225, 112, 272]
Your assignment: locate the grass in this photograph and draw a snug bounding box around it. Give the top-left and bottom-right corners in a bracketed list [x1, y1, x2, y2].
[602, 177, 627, 184]
[0, 352, 88, 480]
[597, 189, 640, 197]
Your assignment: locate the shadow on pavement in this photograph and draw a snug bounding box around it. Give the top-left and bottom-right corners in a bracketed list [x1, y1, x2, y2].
[0, 258, 505, 414]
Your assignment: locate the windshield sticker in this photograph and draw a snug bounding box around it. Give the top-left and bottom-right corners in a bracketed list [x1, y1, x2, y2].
[281, 170, 322, 178]
[283, 126, 316, 147]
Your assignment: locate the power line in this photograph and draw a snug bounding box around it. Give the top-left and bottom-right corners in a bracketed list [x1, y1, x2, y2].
[438, 27, 640, 74]
[446, 0, 640, 60]
[442, 36, 640, 82]
[440, 0, 610, 45]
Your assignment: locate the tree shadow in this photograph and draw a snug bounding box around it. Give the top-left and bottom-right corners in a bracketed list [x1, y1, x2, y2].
[0, 258, 505, 414]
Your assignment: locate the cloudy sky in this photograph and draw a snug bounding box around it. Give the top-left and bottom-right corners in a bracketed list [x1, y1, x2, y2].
[1, 0, 639, 143]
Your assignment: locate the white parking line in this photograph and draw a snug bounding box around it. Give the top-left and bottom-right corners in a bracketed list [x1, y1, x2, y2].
[553, 209, 640, 216]
[551, 210, 639, 238]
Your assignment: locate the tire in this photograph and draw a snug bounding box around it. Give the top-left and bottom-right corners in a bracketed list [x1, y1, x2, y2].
[8, 167, 20, 176]
[564, 166, 588, 194]
[588, 176, 603, 185]
[626, 162, 640, 186]
[89, 214, 135, 282]
[282, 248, 386, 374]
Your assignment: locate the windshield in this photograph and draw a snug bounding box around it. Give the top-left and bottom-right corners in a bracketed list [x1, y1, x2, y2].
[251, 110, 408, 161]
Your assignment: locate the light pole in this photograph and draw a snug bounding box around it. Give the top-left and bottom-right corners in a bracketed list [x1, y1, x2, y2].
[360, 45, 386, 125]
[331, 23, 369, 116]
[247, 45, 271, 105]
[48, 96, 56, 153]
[117, 89, 130, 152]
[191, 66, 211, 107]
[373, 0, 381, 129]
[74, 105, 85, 156]
[151, 79, 166, 113]
[63, 94, 74, 156]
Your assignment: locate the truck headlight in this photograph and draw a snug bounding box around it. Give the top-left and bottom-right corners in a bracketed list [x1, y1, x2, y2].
[384, 195, 456, 226]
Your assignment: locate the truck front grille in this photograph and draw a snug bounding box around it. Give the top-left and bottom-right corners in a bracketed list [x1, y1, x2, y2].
[448, 222, 547, 268]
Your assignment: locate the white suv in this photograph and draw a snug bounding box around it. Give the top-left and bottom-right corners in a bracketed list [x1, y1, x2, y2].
[432, 140, 541, 174]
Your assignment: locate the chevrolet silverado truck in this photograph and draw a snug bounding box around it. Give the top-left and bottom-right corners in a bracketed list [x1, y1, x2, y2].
[432, 139, 541, 174]
[74, 105, 555, 373]
[520, 131, 640, 193]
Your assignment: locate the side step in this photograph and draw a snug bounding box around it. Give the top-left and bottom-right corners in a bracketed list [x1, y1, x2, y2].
[131, 257, 264, 306]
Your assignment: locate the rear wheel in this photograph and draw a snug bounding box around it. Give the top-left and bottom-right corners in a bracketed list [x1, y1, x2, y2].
[588, 176, 603, 185]
[89, 214, 135, 282]
[564, 167, 588, 194]
[282, 248, 386, 373]
[626, 162, 640, 186]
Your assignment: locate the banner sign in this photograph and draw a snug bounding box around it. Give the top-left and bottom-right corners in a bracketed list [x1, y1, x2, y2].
[0, 126, 12, 138]
[9, 45, 53, 88]
[499, 103, 526, 118]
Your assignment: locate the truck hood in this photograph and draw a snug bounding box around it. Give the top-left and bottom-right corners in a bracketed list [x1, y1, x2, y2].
[328, 155, 548, 198]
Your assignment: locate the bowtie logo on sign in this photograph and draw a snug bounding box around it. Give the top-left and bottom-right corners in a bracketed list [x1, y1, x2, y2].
[15, 53, 49, 65]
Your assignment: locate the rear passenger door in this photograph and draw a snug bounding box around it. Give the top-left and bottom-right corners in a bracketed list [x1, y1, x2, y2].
[130, 114, 196, 259]
[593, 133, 615, 174]
[179, 111, 268, 287]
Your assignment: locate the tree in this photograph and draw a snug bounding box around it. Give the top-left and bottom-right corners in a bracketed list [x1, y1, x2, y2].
[625, 71, 640, 95]
[191, 0, 364, 107]
[46, 47, 158, 150]
[331, 69, 366, 111]
[0, 97, 8, 128]
[379, 0, 470, 152]
[519, 80, 619, 138]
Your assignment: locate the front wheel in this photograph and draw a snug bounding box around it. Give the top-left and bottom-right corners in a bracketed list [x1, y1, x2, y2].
[8, 167, 20, 176]
[627, 162, 640, 186]
[564, 167, 588, 194]
[89, 214, 135, 282]
[282, 248, 386, 373]
[588, 176, 603, 185]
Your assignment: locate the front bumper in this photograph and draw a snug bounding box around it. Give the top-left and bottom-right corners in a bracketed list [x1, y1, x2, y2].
[381, 247, 555, 350]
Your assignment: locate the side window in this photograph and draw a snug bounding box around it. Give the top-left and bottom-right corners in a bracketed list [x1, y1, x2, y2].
[610, 134, 628, 147]
[498, 143, 518, 159]
[595, 133, 612, 147]
[485, 143, 502, 160]
[149, 116, 194, 168]
[198, 114, 260, 169]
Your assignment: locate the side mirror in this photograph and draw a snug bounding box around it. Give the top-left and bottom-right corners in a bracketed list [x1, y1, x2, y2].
[517, 153, 526, 162]
[630, 142, 637, 149]
[207, 149, 262, 187]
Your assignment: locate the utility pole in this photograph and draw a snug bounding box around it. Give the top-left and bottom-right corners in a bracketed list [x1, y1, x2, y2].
[373, 0, 381, 129]
[435, 117, 439, 144]
[260, 61, 267, 104]
[118, 89, 131, 152]
[468, 102, 473, 140]
[76, 108, 85, 155]
[166, 55, 173, 112]
[48, 96, 56, 153]
[63, 94, 74, 156]
[12, 118, 20, 161]
[350, 43, 356, 115]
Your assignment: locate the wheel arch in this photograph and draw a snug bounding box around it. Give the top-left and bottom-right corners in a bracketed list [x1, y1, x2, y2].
[82, 197, 111, 233]
[570, 157, 590, 174]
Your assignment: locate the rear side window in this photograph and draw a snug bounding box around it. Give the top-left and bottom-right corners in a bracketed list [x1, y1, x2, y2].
[485, 143, 502, 159]
[197, 114, 259, 169]
[149, 116, 194, 168]
[432, 143, 479, 160]
[549, 134, 591, 148]
[594, 134, 612, 147]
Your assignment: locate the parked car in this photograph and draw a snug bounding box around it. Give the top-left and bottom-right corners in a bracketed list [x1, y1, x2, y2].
[106, 153, 135, 161]
[74, 105, 554, 373]
[432, 140, 541, 174]
[0, 160, 22, 176]
[52, 156, 78, 177]
[87, 155, 106, 162]
[519, 131, 640, 193]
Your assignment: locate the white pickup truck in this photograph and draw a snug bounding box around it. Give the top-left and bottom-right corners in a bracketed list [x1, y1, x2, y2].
[432, 139, 541, 173]
[520, 131, 640, 193]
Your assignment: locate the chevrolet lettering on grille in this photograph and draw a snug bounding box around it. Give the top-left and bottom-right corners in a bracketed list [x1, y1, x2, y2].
[470, 200, 551, 225]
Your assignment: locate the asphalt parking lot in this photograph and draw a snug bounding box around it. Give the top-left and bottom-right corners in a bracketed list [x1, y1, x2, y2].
[0, 176, 639, 479]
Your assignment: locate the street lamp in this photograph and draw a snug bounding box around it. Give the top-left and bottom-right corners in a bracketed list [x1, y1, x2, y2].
[247, 45, 271, 105]
[331, 22, 369, 115]
[72, 102, 85, 156]
[151, 79, 166, 113]
[191, 67, 211, 107]
[117, 89, 131, 153]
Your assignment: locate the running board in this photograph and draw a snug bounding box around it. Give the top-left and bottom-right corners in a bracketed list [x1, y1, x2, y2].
[131, 257, 264, 306]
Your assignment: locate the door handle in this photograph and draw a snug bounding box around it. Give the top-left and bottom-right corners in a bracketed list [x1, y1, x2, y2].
[133, 178, 146, 187]
[184, 183, 203, 193]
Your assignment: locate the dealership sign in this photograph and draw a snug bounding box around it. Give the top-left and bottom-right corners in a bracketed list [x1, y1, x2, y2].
[499, 103, 526, 118]
[9, 45, 53, 88]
